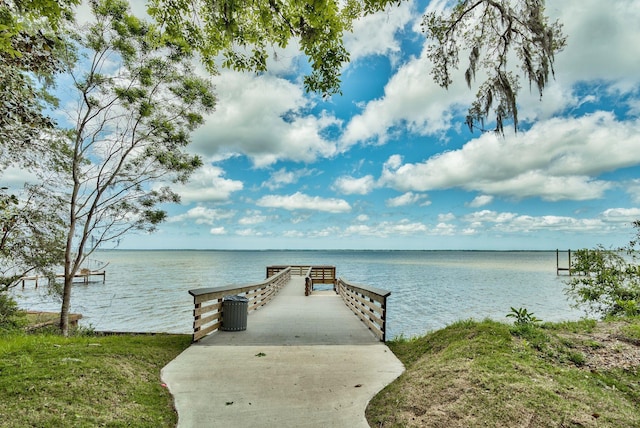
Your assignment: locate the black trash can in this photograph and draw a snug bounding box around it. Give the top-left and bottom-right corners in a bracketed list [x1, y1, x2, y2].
[221, 295, 248, 331]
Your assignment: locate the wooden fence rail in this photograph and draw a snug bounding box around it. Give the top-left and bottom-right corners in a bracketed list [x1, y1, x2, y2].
[336, 278, 391, 342]
[188, 267, 291, 342]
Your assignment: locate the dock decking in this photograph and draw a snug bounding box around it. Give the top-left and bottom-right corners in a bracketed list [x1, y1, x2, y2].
[161, 269, 404, 427]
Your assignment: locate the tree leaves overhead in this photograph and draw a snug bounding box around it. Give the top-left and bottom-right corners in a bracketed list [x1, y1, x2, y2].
[424, 0, 566, 133]
[0, 0, 79, 165]
[148, 0, 564, 129]
[147, 0, 399, 97]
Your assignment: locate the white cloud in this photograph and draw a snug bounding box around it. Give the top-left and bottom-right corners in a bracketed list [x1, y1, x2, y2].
[256, 192, 351, 213]
[333, 175, 376, 195]
[344, 219, 429, 237]
[379, 113, 639, 201]
[263, 168, 314, 191]
[601, 208, 640, 223]
[625, 180, 640, 204]
[190, 72, 340, 168]
[169, 206, 235, 225]
[468, 195, 494, 208]
[463, 210, 609, 234]
[340, 54, 471, 147]
[344, 0, 417, 63]
[238, 211, 268, 225]
[171, 164, 243, 203]
[550, 0, 640, 85]
[386, 192, 426, 207]
[438, 213, 456, 222]
[209, 227, 227, 235]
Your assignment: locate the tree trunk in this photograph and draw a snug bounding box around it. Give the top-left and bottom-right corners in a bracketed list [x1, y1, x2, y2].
[59, 274, 73, 336]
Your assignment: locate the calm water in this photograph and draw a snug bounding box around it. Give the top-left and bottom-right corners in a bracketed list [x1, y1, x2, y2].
[11, 250, 582, 339]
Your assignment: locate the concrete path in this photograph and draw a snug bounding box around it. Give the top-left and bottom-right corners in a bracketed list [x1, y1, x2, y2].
[161, 276, 404, 427]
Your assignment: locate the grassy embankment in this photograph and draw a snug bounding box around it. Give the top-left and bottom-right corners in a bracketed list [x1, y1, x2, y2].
[2, 316, 639, 427]
[0, 328, 191, 427]
[367, 317, 640, 427]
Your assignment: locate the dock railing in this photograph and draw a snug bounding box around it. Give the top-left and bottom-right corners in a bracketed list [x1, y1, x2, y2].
[188, 265, 391, 343]
[188, 267, 291, 342]
[336, 278, 391, 342]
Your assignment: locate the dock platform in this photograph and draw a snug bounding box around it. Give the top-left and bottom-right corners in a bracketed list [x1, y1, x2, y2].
[161, 273, 404, 427]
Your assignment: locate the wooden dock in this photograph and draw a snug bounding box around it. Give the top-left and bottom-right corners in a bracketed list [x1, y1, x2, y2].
[188, 265, 391, 342]
[163, 266, 403, 427]
[19, 270, 106, 288]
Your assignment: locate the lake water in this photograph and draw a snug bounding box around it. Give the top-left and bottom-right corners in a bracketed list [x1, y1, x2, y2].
[11, 250, 583, 339]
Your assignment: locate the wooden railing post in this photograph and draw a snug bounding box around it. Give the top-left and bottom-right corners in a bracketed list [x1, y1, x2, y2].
[190, 267, 292, 342]
[336, 278, 390, 342]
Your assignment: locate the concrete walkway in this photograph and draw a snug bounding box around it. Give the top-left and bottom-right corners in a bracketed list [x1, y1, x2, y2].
[161, 276, 404, 427]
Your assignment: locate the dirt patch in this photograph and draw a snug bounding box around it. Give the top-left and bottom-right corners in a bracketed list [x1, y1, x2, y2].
[559, 322, 640, 371]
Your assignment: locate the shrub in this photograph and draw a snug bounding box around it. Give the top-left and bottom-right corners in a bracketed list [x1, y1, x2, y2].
[0, 292, 26, 330]
[566, 247, 640, 318]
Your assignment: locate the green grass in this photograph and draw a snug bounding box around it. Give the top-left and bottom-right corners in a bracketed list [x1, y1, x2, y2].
[0, 331, 191, 427]
[367, 318, 640, 427]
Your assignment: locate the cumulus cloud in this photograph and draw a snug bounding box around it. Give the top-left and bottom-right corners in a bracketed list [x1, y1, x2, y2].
[463, 210, 608, 234]
[189, 72, 340, 167]
[238, 211, 269, 225]
[256, 192, 351, 213]
[601, 208, 640, 223]
[333, 175, 377, 195]
[340, 53, 471, 147]
[379, 113, 639, 201]
[386, 192, 427, 207]
[468, 195, 494, 208]
[344, 0, 417, 63]
[263, 168, 315, 191]
[171, 164, 243, 203]
[625, 180, 640, 204]
[168, 206, 236, 225]
[209, 227, 227, 235]
[344, 219, 429, 237]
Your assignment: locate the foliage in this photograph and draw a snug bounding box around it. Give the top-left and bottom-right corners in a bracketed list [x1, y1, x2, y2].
[566, 246, 640, 318]
[0, 0, 79, 162]
[0, 186, 65, 292]
[46, 0, 215, 335]
[0, 331, 191, 427]
[146, 0, 390, 97]
[423, 0, 566, 133]
[149, 0, 565, 122]
[506, 306, 542, 326]
[0, 293, 26, 330]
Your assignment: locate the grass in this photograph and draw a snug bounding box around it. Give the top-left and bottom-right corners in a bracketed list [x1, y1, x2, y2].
[367, 317, 640, 427]
[2, 311, 638, 427]
[0, 329, 191, 427]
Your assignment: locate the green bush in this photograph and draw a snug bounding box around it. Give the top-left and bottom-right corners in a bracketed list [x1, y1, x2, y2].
[0, 292, 26, 330]
[566, 247, 640, 318]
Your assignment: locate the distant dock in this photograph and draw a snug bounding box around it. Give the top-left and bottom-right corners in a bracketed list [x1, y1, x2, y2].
[19, 270, 106, 288]
[556, 249, 572, 275]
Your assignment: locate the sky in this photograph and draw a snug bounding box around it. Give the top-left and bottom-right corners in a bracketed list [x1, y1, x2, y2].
[14, 0, 640, 250]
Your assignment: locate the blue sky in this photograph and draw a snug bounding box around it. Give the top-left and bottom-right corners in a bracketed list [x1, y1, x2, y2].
[11, 0, 640, 250]
[132, 0, 640, 250]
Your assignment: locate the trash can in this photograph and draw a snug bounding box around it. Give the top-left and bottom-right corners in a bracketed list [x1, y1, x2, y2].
[221, 295, 248, 331]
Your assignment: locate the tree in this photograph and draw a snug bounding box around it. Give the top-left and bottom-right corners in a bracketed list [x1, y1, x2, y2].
[423, 0, 566, 133]
[50, 0, 215, 335]
[566, 223, 640, 318]
[0, 186, 65, 292]
[148, 0, 565, 131]
[0, 0, 79, 162]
